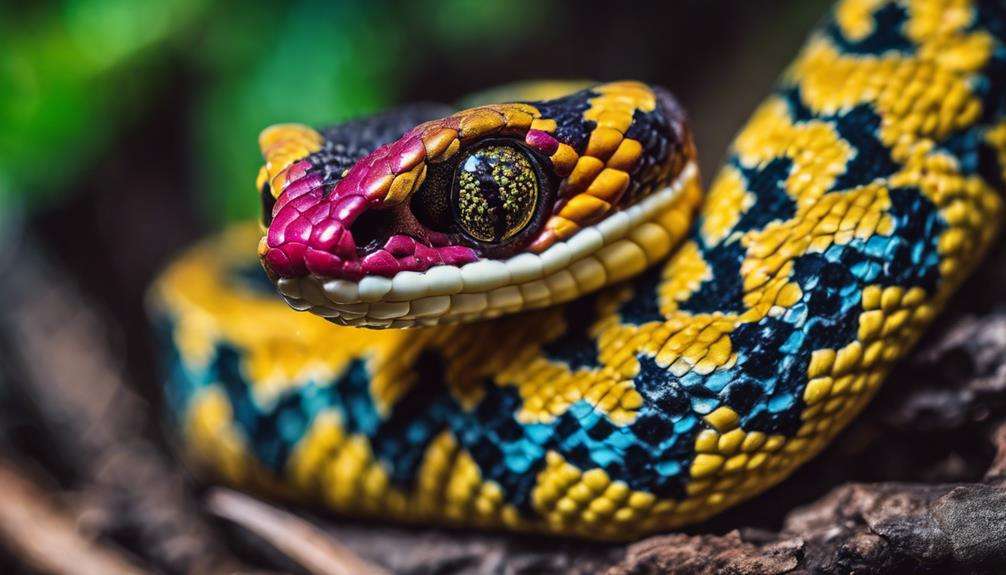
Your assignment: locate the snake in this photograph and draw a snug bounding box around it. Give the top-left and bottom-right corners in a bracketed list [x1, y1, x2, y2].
[150, 0, 1006, 540]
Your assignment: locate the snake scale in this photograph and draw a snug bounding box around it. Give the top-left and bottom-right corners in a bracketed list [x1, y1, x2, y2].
[150, 0, 1006, 540]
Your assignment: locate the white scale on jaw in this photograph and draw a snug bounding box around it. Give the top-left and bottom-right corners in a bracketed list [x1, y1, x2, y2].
[276, 161, 697, 328]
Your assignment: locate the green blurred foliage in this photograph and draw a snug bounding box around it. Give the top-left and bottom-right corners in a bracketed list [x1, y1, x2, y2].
[0, 0, 546, 224]
[421, 0, 541, 51]
[0, 0, 205, 211]
[194, 1, 399, 221]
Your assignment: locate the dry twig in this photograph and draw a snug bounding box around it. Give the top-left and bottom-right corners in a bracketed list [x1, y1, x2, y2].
[0, 461, 149, 575]
[208, 489, 390, 575]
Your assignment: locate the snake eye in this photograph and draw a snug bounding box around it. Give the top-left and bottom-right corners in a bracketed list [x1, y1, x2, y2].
[453, 144, 540, 244]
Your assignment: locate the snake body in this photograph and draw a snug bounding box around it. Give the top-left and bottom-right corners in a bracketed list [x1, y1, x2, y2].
[151, 0, 1006, 540]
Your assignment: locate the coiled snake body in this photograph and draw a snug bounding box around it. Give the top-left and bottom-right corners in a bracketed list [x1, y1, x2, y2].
[151, 0, 1006, 540]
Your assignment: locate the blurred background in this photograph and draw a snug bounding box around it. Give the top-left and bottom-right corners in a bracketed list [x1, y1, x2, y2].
[0, 0, 831, 390]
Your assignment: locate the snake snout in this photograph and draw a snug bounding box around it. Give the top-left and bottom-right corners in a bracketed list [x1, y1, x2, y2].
[263, 180, 478, 281]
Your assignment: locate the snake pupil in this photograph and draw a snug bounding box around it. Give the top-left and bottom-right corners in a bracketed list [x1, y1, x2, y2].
[454, 144, 539, 243]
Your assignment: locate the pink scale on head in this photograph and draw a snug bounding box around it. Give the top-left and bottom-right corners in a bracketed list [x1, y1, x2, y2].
[390, 133, 426, 173]
[440, 245, 478, 266]
[414, 243, 442, 267]
[310, 220, 342, 252]
[525, 129, 559, 155]
[265, 242, 307, 277]
[342, 261, 363, 279]
[304, 247, 344, 277]
[331, 194, 368, 221]
[361, 250, 400, 276]
[268, 203, 303, 246]
[284, 160, 312, 185]
[399, 257, 421, 272]
[384, 235, 417, 257]
[305, 202, 331, 225]
[284, 215, 313, 245]
[361, 167, 393, 201]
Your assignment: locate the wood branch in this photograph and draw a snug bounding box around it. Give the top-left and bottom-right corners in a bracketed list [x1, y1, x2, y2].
[607, 480, 1006, 575]
[987, 423, 1006, 479]
[208, 489, 390, 575]
[607, 531, 801, 575]
[0, 460, 149, 575]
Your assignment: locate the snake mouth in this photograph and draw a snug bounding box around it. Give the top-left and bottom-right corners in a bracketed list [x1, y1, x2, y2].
[257, 81, 698, 327]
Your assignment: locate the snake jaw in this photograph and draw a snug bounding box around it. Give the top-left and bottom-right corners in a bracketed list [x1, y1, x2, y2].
[257, 82, 698, 327]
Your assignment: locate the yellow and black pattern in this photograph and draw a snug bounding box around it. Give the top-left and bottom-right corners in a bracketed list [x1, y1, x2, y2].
[150, 0, 1006, 540]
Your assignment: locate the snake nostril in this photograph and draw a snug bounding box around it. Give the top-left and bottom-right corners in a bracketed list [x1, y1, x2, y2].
[350, 209, 395, 253]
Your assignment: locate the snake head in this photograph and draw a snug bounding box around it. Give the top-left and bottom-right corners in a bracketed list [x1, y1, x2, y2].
[257, 81, 698, 327]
